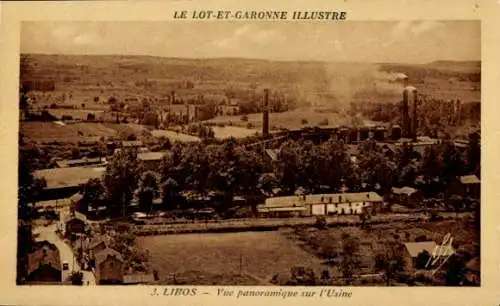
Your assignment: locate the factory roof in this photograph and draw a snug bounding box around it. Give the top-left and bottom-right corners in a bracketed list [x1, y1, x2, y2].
[33, 167, 106, 190]
[264, 192, 383, 208]
[460, 175, 480, 185]
[258, 206, 308, 213]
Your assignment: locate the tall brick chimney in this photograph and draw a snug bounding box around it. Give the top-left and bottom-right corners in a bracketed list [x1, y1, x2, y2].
[263, 89, 270, 136]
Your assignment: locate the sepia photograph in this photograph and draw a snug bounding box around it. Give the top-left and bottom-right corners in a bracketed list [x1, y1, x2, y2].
[16, 20, 481, 287]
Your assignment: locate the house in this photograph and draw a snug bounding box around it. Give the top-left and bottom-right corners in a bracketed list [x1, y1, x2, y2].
[391, 186, 423, 208]
[258, 192, 384, 217]
[59, 207, 87, 238]
[121, 140, 144, 149]
[55, 157, 107, 168]
[137, 151, 170, 171]
[24, 241, 62, 284]
[95, 248, 124, 284]
[459, 175, 480, 199]
[403, 241, 454, 272]
[89, 237, 110, 260]
[33, 167, 106, 201]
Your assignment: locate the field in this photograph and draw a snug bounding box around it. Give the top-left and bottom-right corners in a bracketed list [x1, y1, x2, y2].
[205, 107, 376, 131]
[20, 121, 151, 143]
[150, 129, 201, 142]
[211, 126, 260, 139]
[136, 231, 326, 284]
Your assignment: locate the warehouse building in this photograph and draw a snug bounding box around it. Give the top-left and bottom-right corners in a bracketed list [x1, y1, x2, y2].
[258, 192, 384, 217]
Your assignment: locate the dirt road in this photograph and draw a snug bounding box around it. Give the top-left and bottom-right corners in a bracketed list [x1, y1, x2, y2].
[34, 224, 96, 285]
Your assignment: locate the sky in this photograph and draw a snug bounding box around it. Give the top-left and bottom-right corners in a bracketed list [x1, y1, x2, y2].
[21, 20, 480, 63]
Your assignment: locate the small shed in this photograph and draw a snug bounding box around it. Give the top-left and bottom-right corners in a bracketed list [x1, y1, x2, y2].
[403, 241, 454, 271]
[392, 186, 423, 208]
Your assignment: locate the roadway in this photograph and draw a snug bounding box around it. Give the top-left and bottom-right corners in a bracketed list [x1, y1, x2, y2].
[34, 224, 96, 285]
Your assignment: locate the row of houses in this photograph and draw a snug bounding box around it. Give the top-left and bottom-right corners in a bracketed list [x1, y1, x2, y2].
[257, 192, 385, 217]
[58, 208, 156, 285]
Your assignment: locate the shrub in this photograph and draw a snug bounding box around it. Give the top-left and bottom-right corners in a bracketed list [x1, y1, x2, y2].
[315, 215, 327, 229]
[246, 122, 254, 129]
[301, 118, 308, 125]
[70, 271, 84, 285]
[241, 115, 248, 122]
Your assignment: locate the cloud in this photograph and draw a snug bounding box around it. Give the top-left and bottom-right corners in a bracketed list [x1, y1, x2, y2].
[211, 24, 284, 50]
[73, 33, 102, 46]
[411, 20, 445, 35]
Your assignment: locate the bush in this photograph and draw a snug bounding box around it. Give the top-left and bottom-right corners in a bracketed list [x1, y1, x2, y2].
[240, 115, 248, 122]
[315, 215, 327, 229]
[301, 118, 308, 125]
[70, 271, 84, 285]
[246, 122, 254, 129]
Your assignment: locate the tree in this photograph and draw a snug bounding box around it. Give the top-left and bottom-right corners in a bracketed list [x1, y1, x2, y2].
[70, 271, 84, 285]
[467, 132, 480, 176]
[136, 171, 159, 214]
[258, 173, 279, 197]
[444, 253, 466, 286]
[415, 250, 431, 269]
[79, 178, 105, 213]
[340, 233, 361, 285]
[103, 150, 139, 217]
[161, 177, 180, 209]
[18, 153, 46, 220]
[374, 240, 406, 286]
[19, 84, 30, 119]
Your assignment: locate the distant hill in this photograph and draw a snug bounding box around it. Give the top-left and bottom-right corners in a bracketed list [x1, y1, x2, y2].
[20, 54, 481, 105]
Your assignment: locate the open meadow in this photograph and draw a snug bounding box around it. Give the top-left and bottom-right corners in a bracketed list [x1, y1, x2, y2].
[136, 231, 326, 284]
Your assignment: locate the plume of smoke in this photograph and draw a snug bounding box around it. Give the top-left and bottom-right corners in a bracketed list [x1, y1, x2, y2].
[322, 63, 406, 109]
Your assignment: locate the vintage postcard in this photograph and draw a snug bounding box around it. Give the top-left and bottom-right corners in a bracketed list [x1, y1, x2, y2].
[0, 0, 499, 305]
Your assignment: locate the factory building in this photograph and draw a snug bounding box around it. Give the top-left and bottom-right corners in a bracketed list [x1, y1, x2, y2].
[257, 192, 384, 217]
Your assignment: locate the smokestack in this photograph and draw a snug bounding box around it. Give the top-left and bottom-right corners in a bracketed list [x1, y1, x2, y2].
[263, 89, 269, 136]
[403, 76, 409, 88]
[411, 88, 418, 141]
[402, 89, 410, 138]
[193, 106, 198, 122]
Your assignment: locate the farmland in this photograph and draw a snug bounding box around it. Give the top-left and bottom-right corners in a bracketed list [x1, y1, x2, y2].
[136, 231, 326, 285]
[20, 121, 150, 143]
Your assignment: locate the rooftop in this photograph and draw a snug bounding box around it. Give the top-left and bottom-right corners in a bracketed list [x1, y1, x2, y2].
[26, 241, 61, 275]
[460, 175, 480, 185]
[122, 140, 144, 147]
[95, 248, 123, 264]
[404, 241, 454, 258]
[55, 157, 106, 168]
[33, 167, 106, 190]
[392, 186, 418, 196]
[264, 192, 383, 208]
[137, 151, 170, 162]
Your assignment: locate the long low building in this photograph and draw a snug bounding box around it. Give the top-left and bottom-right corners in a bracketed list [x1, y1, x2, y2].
[258, 192, 384, 217]
[33, 166, 106, 201]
